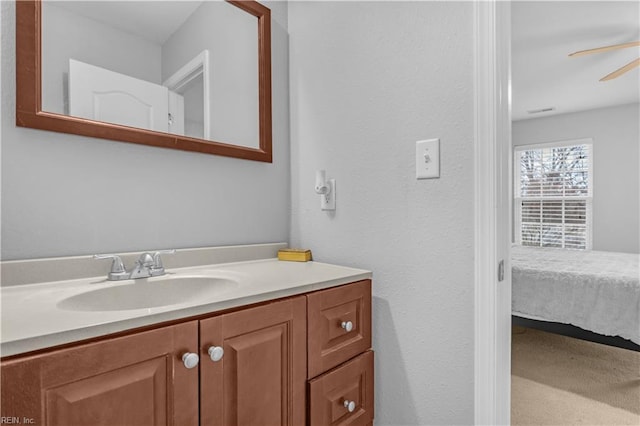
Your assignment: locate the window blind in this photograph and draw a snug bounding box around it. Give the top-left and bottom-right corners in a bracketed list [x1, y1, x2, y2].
[514, 141, 593, 250]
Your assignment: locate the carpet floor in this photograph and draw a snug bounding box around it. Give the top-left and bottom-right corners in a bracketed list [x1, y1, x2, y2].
[511, 326, 640, 426]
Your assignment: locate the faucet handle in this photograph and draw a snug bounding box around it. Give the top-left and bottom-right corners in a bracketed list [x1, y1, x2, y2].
[94, 254, 128, 280]
[151, 249, 176, 274]
[137, 252, 155, 267]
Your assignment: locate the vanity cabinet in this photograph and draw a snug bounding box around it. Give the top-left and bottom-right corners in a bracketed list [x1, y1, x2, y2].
[307, 280, 374, 426]
[0, 321, 200, 426]
[1, 280, 372, 426]
[0, 298, 306, 426]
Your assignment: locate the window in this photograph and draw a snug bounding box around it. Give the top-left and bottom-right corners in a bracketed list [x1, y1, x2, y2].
[514, 139, 593, 250]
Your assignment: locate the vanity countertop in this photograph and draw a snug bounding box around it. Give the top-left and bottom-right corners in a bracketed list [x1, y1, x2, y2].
[1, 258, 371, 357]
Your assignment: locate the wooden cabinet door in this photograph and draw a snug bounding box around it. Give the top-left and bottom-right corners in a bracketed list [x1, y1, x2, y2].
[200, 297, 306, 426]
[0, 321, 199, 426]
[309, 350, 374, 426]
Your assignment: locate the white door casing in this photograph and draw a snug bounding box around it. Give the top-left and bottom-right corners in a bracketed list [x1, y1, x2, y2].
[163, 50, 210, 140]
[474, 1, 512, 425]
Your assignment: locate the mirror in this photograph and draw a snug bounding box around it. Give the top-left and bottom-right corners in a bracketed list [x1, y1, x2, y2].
[16, 0, 272, 162]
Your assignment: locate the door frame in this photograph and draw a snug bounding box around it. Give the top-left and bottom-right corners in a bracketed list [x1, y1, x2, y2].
[163, 50, 211, 140]
[473, 1, 512, 424]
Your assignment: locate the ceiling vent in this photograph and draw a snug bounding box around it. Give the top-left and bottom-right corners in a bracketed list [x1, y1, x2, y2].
[527, 107, 556, 115]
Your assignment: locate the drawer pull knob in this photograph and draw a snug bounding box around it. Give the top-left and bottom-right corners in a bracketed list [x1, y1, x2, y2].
[208, 346, 224, 362]
[343, 400, 356, 412]
[182, 352, 200, 369]
[341, 321, 354, 332]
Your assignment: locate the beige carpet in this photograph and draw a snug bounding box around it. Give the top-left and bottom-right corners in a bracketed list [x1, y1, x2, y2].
[511, 326, 640, 426]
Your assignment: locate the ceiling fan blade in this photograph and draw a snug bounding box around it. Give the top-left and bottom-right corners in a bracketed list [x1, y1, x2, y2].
[600, 58, 640, 81]
[569, 41, 640, 57]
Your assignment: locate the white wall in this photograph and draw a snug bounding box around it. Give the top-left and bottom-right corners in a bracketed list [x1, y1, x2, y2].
[41, 2, 162, 115]
[0, 0, 290, 260]
[513, 103, 640, 254]
[162, 2, 259, 149]
[288, 2, 475, 424]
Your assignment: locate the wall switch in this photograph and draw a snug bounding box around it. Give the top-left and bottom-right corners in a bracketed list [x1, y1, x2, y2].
[416, 139, 440, 179]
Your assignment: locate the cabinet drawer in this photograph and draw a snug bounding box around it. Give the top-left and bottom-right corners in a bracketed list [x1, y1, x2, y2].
[309, 350, 374, 426]
[307, 280, 371, 378]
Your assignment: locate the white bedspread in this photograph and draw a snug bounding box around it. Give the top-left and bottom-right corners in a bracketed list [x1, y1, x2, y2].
[511, 246, 640, 344]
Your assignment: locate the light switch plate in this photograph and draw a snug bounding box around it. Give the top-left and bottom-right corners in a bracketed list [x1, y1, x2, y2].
[416, 139, 440, 179]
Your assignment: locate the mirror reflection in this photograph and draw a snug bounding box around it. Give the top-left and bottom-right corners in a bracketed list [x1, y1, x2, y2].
[41, 1, 260, 149]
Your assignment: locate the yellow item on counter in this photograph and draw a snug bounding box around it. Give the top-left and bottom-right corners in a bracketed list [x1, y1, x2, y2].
[278, 248, 312, 262]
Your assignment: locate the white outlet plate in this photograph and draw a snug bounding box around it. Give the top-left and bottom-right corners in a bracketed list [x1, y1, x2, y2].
[321, 179, 336, 210]
[416, 139, 440, 179]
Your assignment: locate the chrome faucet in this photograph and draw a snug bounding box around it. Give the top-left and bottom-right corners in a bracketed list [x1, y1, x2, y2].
[94, 250, 176, 281]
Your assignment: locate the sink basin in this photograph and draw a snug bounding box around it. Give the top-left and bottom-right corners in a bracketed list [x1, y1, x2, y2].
[57, 276, 238, 311]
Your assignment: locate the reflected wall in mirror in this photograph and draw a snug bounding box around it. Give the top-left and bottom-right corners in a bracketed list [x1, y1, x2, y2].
[17, 0, 272, 162]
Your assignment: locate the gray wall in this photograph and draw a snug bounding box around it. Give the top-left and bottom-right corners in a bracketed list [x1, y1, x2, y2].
[0, 0, 290, 260]
[41, 2, 162, 115]
[288, 2, 475, 424]
[513, 103, 640, 254]
[162, 2, 259, 149]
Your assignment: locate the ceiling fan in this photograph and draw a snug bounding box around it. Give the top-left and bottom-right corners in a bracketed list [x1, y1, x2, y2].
[569, 40, 640, 81]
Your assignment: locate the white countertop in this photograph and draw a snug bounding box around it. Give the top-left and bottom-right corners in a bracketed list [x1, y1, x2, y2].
[1, 259, 371, 357]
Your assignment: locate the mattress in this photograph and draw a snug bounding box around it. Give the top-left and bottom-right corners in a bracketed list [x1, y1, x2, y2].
[511, 245, 640, 345]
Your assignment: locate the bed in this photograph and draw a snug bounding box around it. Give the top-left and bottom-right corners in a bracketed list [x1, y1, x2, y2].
[511, 245, 640, 345]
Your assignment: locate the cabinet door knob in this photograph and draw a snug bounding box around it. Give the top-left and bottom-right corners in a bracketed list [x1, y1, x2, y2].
[182, 352, 200, 369]
[341, 321, 354, 332]
[343, 400, 356, 412]
[208, 346, 224, 362]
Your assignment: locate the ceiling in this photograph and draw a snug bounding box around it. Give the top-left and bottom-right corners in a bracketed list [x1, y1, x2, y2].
[52, 1, 204, 45]
[511, 1, 640, 121]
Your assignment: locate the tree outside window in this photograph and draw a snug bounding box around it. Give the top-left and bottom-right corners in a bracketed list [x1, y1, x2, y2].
[515, 140, 592, 250]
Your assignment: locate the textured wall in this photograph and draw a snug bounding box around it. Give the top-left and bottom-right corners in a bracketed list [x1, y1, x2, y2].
[162, 2, 259, 148]
[41, 2, 162, 115]
[288, 2, 475, 424]
[513, 103, 640, 254]
[1, 0, 290, 260]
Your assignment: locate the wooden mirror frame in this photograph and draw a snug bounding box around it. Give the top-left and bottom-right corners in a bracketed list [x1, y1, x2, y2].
[16, 0, 272, 162]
